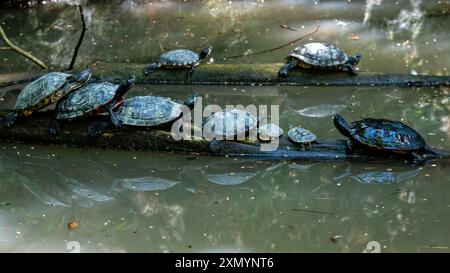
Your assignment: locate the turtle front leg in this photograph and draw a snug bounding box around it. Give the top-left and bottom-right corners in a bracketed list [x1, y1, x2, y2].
[278, 60, 297, 78]
[107, 106, 123, 129]
[343, 64, 358, 76]
[88, 120, 112, 138]
[1, 111, 18, 129]
[48, 119, 61, 136]
[186, 62, 200, 82]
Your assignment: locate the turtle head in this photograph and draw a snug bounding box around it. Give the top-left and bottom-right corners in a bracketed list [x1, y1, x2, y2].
[113, 75, 136, 101]
[66, 68, 92, 91]
[349, 54, 361, 66]
[183, 93, 200, 109]
[199, 45, 213, 59]
[333, 114, 352, 138]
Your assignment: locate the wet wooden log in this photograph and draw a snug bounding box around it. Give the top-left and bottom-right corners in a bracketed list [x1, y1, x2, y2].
[1, 63, 450, 91]
[0, 111, 360, 161]
[0, 111, 448, 162]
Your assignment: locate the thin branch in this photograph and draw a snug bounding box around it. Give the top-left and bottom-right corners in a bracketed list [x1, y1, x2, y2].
[222, 26, 320, 60]
[0, 26, 48, 69]
[0, 46, 12, 50]
[69, 5, 88, 71]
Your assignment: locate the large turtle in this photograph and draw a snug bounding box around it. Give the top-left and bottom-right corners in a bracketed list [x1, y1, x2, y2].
[203, 109, 258, 140]
[333, 114, 440, 161]
[52, 75, 136, 135]
[1, 69, 92, 129]
[144, 46, 213, 80]
[279, 43, 361, 77]
[88, 93, 199, 137]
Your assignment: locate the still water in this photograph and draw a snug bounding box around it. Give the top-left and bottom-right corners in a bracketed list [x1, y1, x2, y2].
[1, 1, 450, 252]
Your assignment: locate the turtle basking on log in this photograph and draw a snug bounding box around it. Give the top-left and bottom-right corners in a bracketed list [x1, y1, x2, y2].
[51, 75, 136, 135]
[333, 114, 441, 161]
[88, 93, 199, 138]
[144, 46, 213, 80]
[1, 69, 92, 132]
[279, 43, 361, 77]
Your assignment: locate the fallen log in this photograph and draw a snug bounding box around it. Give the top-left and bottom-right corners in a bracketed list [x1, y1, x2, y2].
[0, 111, 448, 162]
[1, 63, 450, 90]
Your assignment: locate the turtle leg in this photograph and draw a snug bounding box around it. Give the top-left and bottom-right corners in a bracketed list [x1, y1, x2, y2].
[88, 120, 111, 138]
[345, 140, 355, 154]
[144, 62, 161, 76]
[343, 64, 358, 76]
[186, 62, 200, 82]
[278, 60, 297, 78]
[412, 152, 426, 163]
[48, 119, 61, 136]
[107, 106, 123, 129]
[1, 111, 18, 129]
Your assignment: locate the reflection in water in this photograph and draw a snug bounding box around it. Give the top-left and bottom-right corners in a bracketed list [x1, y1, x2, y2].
[351, 168, 422, 184]
[56, 172, 114, 202]
[295, 104, 347, 118]
[112, 177, 180, 192]
[18, 174, 69, 207]
[201, 172, 257, 186]
[334, 162, 422, 184]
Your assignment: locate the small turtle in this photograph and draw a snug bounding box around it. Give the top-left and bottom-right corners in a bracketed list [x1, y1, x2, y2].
[287, 126, 317, 146]
[88, 93, 199, 137]
[203, 109, 258, 140]
[1, 68, 92, 130]
[333, 114, 440, 161]
[279, 43, 361, 77]
[144, 46, 213, 80]
[258, 123, 284, 142]
[52, 75, 136, 135]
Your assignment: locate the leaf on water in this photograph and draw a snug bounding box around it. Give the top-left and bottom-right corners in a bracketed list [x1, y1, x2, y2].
[114, 177, 180, 192]
[19, 175, 69, 207]
[295, 104, 347, 118]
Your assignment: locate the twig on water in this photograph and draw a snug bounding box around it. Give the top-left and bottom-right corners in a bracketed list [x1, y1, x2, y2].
[68, 5, 88, 71]
[0, 26, 48, 69]
[223, 25, 320, 60]
[292, 208, 336, 215]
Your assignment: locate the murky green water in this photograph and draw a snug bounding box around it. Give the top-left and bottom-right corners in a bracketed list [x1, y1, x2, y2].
[1, 1, 450, 252]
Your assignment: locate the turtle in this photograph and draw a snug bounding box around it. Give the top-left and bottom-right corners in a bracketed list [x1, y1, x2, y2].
[1, 68, 92, 130]
[203, 109, 258, 140]
[87, 93, 199, 138]
[143, 46, 213, 80]
[279, 43, 361, 77]
[287, 126, 317, 147]
[51, 75, 136, 135]
[333, 114, 440, 161]
[258, 123, 284, 142]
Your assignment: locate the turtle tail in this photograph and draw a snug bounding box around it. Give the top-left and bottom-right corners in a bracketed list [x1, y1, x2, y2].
[1, 111, 18, 129]
[144, 63, 161, 76]
[333, 114, 352, 138]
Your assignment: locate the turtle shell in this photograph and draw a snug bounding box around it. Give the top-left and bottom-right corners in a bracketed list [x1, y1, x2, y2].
[204, 109, 258, 137]
[116, 96, 184, 126]
[56, 82, 119, 120]
[290, 43, 349, 68]
[258, 123, 284, 141]
[348, 118, 426, 152]
[159, 49, 199, 67]
[15, 72, 71, 113]
[288, 127, 317, 143]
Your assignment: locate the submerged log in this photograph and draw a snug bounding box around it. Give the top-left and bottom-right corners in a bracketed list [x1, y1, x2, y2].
[0, 111, 448, 162]
[1, 63, 450, 90]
